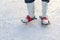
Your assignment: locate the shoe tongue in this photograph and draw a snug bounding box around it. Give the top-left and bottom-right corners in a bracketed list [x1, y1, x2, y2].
[42, 17, 48, 20]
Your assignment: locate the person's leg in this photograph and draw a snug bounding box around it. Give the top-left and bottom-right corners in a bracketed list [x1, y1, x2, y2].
[22, 0, 36, 23]
[41, 0, 50, 25]
[26, 1, 35, 18]
[42, 0, 49, 17]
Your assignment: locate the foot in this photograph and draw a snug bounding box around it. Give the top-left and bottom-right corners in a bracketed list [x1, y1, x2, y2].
[40, 16, 50, 25]
[21, 15, 37, 23]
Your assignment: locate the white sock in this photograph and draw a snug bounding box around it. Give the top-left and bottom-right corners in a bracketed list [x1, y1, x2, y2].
[27, 2, 35, 18]
[42, 2, 48, 17]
